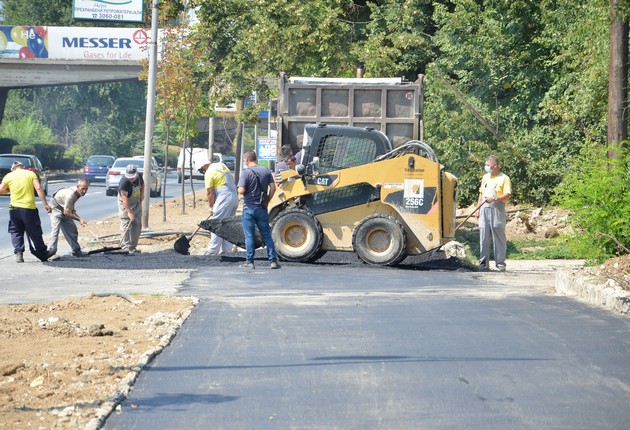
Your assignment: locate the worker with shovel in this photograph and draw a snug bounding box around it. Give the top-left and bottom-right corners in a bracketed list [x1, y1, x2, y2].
[118, 164, 144, 254]
[475, 155, 512, 271]
[198, 159, 239, 255]
[46, 179, 90, 260]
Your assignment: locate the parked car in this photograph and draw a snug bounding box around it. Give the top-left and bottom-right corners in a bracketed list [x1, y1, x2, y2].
[223, 155, 236, 172]
[83, 155, 115, 182]
[0, 153, 48, 195]
[105, 157, 162, 197]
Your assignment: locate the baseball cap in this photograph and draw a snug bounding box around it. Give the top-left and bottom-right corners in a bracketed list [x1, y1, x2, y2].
[11, 161, 24, 170]
[125, 164, 138, 179]
[197, 160, 211, 173]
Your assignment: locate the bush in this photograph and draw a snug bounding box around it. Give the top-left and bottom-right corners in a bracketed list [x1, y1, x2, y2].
[555, 144, 630, 261]
[0, 116, 55, 146]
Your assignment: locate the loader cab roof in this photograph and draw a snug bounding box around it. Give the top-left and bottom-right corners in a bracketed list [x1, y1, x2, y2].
[302, 124, 393, 175]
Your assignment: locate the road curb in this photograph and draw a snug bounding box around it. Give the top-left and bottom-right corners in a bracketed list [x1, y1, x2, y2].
[83, 296, 199, 430]
[556, 270, 630, 316]
[48, 172, 82, 181]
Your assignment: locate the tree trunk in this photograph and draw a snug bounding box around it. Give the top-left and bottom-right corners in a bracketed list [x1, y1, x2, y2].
[233, 99, 245, 185]
[607, 0, 629, 157]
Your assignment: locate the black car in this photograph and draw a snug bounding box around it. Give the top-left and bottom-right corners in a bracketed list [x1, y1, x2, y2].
[0, 153, 49, 195]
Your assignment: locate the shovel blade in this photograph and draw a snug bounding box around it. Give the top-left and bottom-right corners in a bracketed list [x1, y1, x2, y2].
[173, 234, 191, 255]
[198, 216, 264, 249]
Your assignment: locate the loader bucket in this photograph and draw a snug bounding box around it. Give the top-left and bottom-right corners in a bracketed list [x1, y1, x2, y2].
[198, 216, 264, 249]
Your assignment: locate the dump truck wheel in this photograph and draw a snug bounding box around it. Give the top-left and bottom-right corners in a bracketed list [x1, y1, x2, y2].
[271, 209, 324, 262]
[352, 215, 407, 266]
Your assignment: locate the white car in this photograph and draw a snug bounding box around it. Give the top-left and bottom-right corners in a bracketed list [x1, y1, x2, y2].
[105, 157, 162, 197]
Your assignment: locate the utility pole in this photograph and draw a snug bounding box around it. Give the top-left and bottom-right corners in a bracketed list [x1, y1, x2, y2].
[142, 0, 159, 228]
[607, 0, 628, 158]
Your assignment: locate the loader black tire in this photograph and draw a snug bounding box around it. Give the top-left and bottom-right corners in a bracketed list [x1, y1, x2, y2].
[352, 215, 407, 266]
[271, 209, 324, 263]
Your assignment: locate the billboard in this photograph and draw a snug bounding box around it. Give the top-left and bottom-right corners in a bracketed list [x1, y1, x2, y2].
[0, 26, 153, 61]
[73, 0, 144, 23]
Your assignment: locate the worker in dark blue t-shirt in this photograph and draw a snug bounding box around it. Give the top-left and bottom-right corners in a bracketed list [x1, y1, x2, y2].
[237, 150, 280, 270]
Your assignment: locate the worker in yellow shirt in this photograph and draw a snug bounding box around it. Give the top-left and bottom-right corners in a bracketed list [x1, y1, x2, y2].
[198, 160, 239, 255]
[0, 161, 52, 263]
[475, 155, 512, 271]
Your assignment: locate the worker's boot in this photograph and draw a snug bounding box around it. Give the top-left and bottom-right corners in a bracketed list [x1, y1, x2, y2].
[15, 252, 24, 263]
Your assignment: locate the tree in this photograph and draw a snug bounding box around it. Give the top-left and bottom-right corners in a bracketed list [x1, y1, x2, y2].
[141, 10, 208, 215]
[607, 0, 629, 154]
[426, 0, 611, 205]
[0, 115, 55, 146]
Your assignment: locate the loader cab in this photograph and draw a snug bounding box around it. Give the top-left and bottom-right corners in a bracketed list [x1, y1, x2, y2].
[301, 124, 393, 176]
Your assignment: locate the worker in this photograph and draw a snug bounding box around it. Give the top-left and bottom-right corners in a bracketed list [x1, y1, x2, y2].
[475, 155, 512, 271]
[198, 159, 239, 255]
[0, 161, 52, 262]
[118, 164, 144, 254]
[274, 145, 293, 175]
[286, 155, 297, 171]
[46, 179, 90, 259]
[237, 150, 280, 269]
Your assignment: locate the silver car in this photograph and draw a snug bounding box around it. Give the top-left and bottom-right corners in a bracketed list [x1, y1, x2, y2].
[105, 156, 162, 197]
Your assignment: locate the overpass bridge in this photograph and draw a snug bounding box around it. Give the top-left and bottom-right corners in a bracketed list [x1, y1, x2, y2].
[0, 58, 142, 89]
[0, 58, 143, 124]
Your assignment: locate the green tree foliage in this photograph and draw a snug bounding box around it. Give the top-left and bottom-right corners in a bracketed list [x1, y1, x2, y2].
[351, 0, 435, 78]
[7, 82, 146, 163]
[1, 0, 73, 25]
[189, 0, 436, 122]
[556, 144, 630, 261]
[424, 0, 611, 206]
[0, 115, 55, 146]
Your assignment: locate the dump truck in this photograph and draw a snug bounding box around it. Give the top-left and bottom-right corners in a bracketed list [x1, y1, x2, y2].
[277, 73, 425, 157]
[200, 123, 458, 266]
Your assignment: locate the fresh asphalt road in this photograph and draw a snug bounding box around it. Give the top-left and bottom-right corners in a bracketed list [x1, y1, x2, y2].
[104, 264, 630, 430]
[0, 173, 204, 258]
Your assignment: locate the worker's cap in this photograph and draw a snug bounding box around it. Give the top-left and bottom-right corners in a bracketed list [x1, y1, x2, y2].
[10, 161, 24, 170]
[197, 160, 211, 173]
[125, 164, 138, 179]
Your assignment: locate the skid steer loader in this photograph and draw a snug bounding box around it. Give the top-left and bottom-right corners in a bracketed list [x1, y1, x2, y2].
[200, 123, 458, 266]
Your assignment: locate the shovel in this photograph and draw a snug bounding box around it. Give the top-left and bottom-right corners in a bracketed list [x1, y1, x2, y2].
[454, 201, 485, 233]
[174, 213, 213, 255]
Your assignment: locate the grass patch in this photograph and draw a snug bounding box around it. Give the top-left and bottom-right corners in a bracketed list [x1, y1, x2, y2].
[507, 237, 582, 260]
[455, 229, 581, 261]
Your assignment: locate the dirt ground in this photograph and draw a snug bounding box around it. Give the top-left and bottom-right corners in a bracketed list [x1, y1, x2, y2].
[1, 192, 628, 430]
[0, 191, 211, 430]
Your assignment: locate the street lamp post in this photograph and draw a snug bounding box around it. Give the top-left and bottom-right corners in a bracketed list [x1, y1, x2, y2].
[142, 0, 159, 228]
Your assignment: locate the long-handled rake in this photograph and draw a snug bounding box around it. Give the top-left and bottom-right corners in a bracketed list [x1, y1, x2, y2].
[84, 224, 123, 255]
[86, 222, 132, 255]
[454, 201, 485, 233]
